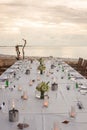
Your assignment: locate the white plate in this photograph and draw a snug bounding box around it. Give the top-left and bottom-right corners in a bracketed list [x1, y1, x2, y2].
[80, 85, 87, 89]
[0, 76, 8, 82]
[80, 89, 87, 95]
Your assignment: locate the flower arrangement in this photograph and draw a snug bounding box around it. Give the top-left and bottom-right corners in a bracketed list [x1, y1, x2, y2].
[38, 58, 46, 74]
[36, 81, 49, 92]
[38, 64, 46, 72]
[38, 58, 43, 65]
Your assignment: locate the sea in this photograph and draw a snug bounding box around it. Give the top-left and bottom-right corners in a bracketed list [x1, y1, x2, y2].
[0, 46, 87, 59]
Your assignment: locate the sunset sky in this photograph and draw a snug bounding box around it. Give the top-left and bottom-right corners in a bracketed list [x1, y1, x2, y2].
[0, 0, 87, 46]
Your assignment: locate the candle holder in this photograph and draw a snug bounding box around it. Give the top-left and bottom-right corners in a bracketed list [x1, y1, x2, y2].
[69, 106, 76, 118]
[46, 71, 50, 77]
[35, 90, 40, 99]
[43, 95, 49, 107]
[25, 69, 30, 75]
[8, 98, 19, 122]
[18, 86, 22, 91]
[37, 76, 41, 81]
[29, 80, 33, 86]
[51, 64, 55, 69]
[9, 108, 19, 122]
[51, 83, 58, 91]
[21, 91, 28, 100]
[53, 121, 60, 130]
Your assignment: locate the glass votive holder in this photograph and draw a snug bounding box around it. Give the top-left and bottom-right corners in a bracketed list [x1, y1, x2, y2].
[46, 71, 50, 77]
[18, 86, 22, 91]
[37, 76, 41, 81]
[1, 84, 5, 89]
[21, 91, 28, 100]
[35, 90, 40, 99]
[43, 95, 49, 107]
[53, 121, 60, 130]
[29, 80, 33, 86]
[69, 105, 76, 118]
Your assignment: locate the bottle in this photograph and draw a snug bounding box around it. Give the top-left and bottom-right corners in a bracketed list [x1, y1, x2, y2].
[76, 82, 78, 89]
[5, 79, 9, 88]
[68, 73, 71, 79]
[62, 67, 64, 72]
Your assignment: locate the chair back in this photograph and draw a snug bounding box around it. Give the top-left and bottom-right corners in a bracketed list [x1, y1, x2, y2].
[80, 60, 87, 75]
[78, 58, 83, 67]
[82, 60, 87, 68]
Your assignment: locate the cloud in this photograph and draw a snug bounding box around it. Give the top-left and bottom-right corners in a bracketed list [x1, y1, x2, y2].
[0, 0, 87, 46]
[0, 2, 87, 25]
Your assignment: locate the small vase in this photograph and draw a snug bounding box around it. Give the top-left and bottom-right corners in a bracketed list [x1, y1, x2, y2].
[40, 91, 44, 99]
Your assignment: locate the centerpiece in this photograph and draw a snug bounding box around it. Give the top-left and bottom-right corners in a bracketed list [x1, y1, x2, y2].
[36, 81, 49, 99]
[38, 58, 46, 74]
[9, 99, 19, 122]
[38, 58, 43, 65]
[38, 64, 46, 74]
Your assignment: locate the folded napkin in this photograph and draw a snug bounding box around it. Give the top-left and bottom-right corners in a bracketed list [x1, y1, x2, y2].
[68, 70, 76, 72]
[75, 77, 84, 80]
[0, 76, 8, 82]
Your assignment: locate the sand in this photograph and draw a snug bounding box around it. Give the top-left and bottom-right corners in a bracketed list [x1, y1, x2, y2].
[0, 55, 16, 75]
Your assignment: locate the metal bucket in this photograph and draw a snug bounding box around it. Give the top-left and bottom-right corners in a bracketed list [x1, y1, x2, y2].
[9, 109, 19, 122]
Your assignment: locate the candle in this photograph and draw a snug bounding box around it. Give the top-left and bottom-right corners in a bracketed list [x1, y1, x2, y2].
[22, 91, 28, 100]
[53, 77, 56, 82]
[43, 100, 48, 107]
[29, 80, 33, 86]
[70, 112, 76, 118]
[9, 100, 19, 122]
[53, 122, 60, 130]
[12, 100, 15, 109]
[37, 76, 40, 81]
[46, 71, 50, 77]
[43, 95, 49, 107]
[18, 86, 22, 91]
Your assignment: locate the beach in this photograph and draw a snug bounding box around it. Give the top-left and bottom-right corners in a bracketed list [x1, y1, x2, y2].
[0, 55, 16, 75]
[0, 54, 78, 75]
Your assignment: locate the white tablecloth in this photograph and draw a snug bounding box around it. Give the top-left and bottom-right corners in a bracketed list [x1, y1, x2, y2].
[0, 58, 87, 130]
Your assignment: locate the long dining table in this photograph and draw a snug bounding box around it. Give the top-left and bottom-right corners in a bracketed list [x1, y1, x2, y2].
[0, 57, 87, 130]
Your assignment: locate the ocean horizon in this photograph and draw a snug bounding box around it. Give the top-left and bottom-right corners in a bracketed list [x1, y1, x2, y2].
[0, 46, 87, 59]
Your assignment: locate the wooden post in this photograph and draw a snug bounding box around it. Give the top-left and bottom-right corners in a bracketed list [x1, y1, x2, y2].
[22, 39, 27, 59]
[15, 45, 22, 60]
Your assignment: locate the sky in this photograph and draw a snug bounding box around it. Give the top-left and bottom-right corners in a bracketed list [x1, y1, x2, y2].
[0, 0, 87, 47]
